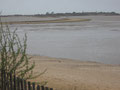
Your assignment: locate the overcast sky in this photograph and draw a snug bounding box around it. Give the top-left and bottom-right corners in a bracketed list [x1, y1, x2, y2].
[0, 0, 120, 15]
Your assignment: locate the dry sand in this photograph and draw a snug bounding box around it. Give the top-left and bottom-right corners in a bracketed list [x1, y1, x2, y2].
[29, 55, 120, 90]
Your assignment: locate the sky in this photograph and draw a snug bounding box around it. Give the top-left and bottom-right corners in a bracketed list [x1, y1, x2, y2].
[0, 0, 120, 15]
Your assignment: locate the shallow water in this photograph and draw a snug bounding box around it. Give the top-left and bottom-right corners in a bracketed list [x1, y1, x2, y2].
[9, 16, 120, 64]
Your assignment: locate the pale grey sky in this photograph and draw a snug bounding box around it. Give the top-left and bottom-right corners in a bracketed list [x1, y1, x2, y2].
[0, 0, 120, 15]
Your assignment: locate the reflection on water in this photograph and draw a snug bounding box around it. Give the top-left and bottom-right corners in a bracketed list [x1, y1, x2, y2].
[11, 16, 120, 64]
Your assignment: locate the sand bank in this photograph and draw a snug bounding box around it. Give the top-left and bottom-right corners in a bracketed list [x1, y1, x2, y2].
[1, 18, 90, 24]
[29, 55, 120, 90]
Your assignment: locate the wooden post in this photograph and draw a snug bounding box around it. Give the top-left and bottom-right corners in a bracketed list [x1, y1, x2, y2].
[20, 79, 24, 90]
[24, 80, 27, 90]
[32, 83, 35, 90]
[13, 75, 16, 90]
[50, 88, 53, 90]
[1, 70, 4, 90]
[3, 70, 7, 90]
[45, 87, 49, 90]
[7, 73, 10, 90]
[17, 77, 20, 90]
[10, 73, 13, 90]
[41, 86, 44, 90]
[28, 81, 31, 90]
[37, 85, 40, 90]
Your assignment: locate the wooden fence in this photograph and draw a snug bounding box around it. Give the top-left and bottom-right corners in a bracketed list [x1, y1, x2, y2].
[0, 70, 53, 90]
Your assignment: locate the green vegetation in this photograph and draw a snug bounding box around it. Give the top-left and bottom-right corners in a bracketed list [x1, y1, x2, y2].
[0, 20, 41, 80]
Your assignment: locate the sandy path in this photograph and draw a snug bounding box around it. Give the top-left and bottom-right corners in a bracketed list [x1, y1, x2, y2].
[29, 55, 120, 90]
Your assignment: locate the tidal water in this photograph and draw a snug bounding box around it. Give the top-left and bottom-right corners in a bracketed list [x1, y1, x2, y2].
[9, 16, 120, 64]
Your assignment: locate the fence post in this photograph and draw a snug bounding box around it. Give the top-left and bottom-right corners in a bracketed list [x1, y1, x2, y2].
[24, 80, 27, 90]
[50, 88, 53, 90]
[10, 72, 13, 90]
[1, 70, 4, 90]
[28, 81, 31, 90]
[13, 75, 16, 90]
[41, 86, 44, 90]
[3, 70, 7, 90]
[45, 87, 49, 90]
[7, 73, 10, 90]
[20, 79, 24, 90]
[32, 83, 35, 90]
[17, 77, 20, 90]
[37, 85, 40, 90]
[3, 70, 5, 90]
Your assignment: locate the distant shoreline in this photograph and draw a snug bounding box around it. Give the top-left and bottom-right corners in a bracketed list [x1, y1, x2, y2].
[1, 11, 120, 17]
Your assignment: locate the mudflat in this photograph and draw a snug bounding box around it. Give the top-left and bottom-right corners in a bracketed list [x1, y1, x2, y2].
[30, 55, 120, 90]
[1, 17, 90, 24]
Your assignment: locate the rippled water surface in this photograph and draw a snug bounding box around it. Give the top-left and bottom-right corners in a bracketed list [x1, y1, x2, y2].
[9, 16, 120, 64]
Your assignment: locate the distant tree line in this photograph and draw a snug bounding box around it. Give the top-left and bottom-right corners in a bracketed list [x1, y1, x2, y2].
[34, 12, 120, 17]
[1, 12, 120, 17]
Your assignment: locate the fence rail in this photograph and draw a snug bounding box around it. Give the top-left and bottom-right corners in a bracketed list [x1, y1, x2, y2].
[0, 70, 53, 90]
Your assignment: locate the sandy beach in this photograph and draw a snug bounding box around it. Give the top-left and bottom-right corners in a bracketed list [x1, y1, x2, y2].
[29, 55, 120, 90]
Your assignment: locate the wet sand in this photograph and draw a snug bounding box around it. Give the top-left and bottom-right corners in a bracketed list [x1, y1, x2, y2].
[30, 55, 120, 90]
[1, 18, 90, 24]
